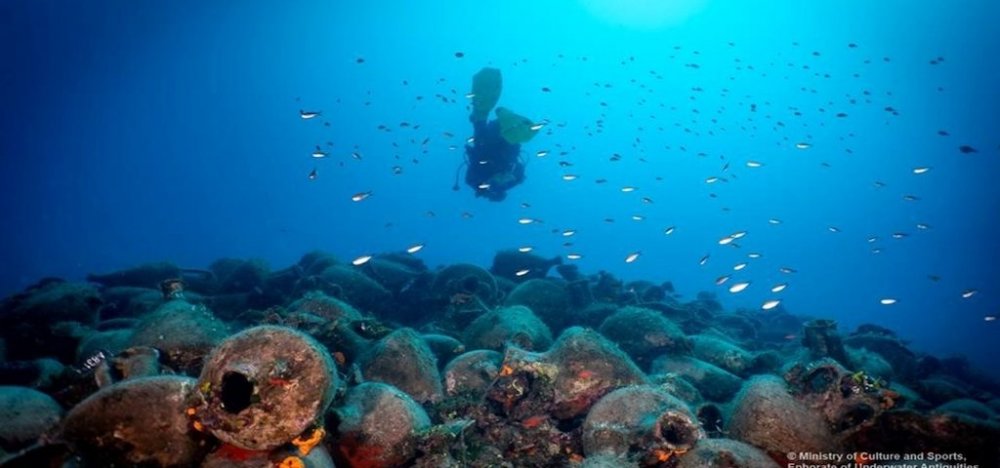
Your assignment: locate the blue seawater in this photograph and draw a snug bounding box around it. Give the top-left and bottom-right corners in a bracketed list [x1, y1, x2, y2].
[1, 1, 998, 380]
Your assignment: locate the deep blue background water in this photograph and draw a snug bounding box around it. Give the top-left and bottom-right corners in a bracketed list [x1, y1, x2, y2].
[2, 0, 998, 376]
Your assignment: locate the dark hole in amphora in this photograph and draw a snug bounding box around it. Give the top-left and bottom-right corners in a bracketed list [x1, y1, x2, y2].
[221, 372, 254, 414]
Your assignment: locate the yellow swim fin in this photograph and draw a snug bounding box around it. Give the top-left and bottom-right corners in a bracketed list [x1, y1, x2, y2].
[495, 107, 539, 144]
[470, 67, 502, 122]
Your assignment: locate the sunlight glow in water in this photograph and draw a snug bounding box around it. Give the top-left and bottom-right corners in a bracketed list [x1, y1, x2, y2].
[580, 0, 709, 29]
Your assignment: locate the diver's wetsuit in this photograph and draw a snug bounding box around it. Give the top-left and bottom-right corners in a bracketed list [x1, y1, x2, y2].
[464, 119, 524, 201]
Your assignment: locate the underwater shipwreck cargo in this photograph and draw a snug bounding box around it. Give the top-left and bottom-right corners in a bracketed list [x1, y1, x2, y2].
[582, 385, 704, 464]
[0, 386, 63, 455]
[675, 438, 780, 468]
[0, 280, 103, 364]
[726, 375, 839, 455]
[650, 354, 744, 403]
[330, 382, 431, 468]
[462, 304, 553, 352]
[598, 306, 691, 367]
[0, 253, 999, 467]
[358, 327, 444, 404]
[61, 376, 204, 467]
[503, 279, 573, 332]
[188, 326, 338, 451]
[128, 299, 230, 375]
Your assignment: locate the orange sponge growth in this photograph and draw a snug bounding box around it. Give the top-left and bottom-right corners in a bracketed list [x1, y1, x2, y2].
[292, 427, 325, 456]
[277, 456, 304, 468]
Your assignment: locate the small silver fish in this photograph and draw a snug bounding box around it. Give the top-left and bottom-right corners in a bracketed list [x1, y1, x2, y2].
[300, 110, 322, 119]
[352, 255, 373, 266]
[351, 191, 372, 202]
[728, 282, 750, 293]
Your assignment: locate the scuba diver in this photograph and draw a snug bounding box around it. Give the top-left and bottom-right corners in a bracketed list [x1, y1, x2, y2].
[453, 67, 539, 202]
[463, 117, 525, 201]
